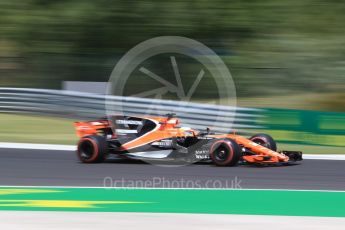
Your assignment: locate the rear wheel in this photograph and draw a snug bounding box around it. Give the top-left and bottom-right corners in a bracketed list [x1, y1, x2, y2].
[210, 138, 241, 166]
[249, 133, 277, 151]
[77, 135, 107, 163]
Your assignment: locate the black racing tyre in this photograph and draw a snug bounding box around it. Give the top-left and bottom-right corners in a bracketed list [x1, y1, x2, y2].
[249, 133, 277, 151]
[77, 135, 107, 163]
[209, 138, 241, 166]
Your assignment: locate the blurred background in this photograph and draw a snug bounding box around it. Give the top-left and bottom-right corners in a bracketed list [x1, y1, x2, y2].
[0, 0, 344, 151]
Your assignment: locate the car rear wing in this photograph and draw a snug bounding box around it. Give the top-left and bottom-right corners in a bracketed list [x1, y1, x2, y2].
[74, 119, 111, 138]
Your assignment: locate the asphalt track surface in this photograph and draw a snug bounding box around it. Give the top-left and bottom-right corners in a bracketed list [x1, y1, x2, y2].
[0, 148, 344, 190]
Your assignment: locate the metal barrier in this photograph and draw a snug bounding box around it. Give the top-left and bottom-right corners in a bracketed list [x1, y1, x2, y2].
[1, 87, 344, 147]
[0, 88, 263, 133]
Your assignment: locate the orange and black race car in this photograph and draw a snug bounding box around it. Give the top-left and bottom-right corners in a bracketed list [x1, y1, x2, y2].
[74, 114, 302, 166]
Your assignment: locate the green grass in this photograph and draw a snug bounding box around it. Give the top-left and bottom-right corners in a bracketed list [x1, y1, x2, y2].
[0, 113, 77, 145]
[0, 113, 343, 154]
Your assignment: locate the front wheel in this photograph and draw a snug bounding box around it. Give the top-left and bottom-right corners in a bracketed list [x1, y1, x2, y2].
[209, 138, 241, 166]
[249, 133, 277, 151]
[77, 135, 107, 163]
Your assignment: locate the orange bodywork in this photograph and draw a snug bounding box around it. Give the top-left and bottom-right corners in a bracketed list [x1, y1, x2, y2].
[74, 116, 290, 164]
[218, 134, 288, 163]
[74, 120, 110, 138]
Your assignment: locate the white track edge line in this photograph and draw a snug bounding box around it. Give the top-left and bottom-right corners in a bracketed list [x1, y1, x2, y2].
[0, 185, 344, 192]
[0, 142, 76, 151]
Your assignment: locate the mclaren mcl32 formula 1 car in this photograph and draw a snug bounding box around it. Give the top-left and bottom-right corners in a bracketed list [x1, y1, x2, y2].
[74, 114, 302, 166]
